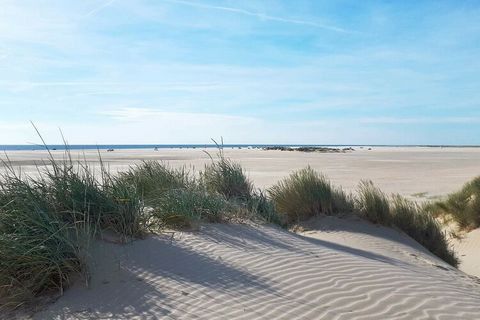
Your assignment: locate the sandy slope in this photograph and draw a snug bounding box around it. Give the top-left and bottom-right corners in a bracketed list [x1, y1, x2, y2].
[34, 218, 480, 320]
[453, 228, 480, 278]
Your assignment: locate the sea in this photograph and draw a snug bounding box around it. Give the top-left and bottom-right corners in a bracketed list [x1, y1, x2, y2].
[0, 144, 477, 151]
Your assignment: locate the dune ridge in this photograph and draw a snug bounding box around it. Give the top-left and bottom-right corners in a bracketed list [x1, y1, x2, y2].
[35, 217, 480, 320]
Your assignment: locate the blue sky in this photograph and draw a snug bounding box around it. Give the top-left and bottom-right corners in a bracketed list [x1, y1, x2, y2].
[1, 0, 479, 144]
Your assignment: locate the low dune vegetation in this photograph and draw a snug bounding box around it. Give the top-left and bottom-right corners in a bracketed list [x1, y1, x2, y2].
[202, 151, 253, 201]
[269, 168, 458, 266]
[117, 161, 192, 204]
[428, 176, 480, 231]
[268, 166, 354, 223]
[0, 161, 93, 310]
[0, 148, 463, 310]
[356, 182, 458, 266]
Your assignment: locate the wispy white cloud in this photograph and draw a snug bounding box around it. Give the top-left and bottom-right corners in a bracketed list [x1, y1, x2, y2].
[84, 0, 117, 18]
[162, 0, 353, 34]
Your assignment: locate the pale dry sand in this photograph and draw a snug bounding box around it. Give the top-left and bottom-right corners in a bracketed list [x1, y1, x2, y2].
[453, 229, 480, 278]
[3, 147, 480, 319]
[34, 218, 480, 320]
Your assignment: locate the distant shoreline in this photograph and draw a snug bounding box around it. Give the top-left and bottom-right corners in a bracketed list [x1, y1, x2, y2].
[1, 144, 480, 151]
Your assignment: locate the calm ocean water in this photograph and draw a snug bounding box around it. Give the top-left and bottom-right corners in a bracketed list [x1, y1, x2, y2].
[0, 144, 352, 151]
[0, 144, 477, 151]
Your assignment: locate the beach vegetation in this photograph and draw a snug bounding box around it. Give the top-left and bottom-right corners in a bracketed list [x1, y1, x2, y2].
[268, 167, 354, 224]
[150, 187, 231, 229]
[117, 161, 191, 203]
[428, 176, 480, 230]
[355, 180, 457, 266]
[0, 150, 148, 309]
[356, 180, 392, 225]
[202, 145, 253, 201]
[0, 171, 90, 310]
[391, 195, 458, 266]
[246, 191, 284, 226]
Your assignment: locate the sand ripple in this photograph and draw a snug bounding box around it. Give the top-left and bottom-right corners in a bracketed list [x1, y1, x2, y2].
[34, 218, 480, 319]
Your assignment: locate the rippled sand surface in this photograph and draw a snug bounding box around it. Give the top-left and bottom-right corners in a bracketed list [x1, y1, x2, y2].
[35, 218, 480, 320]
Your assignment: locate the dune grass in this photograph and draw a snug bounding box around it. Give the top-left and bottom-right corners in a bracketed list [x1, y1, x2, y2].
[269, 171, 456, 266]
[428, 176, 480, 231]
[202, 150, 253, 201]
[0, 152, 148, 309]
[102, 175, 147, 239]
[41, 157, 147, 240]
[0, 173, 91, 310]
[245, 191, 283, 226]
[268, 167, 354, 224]
[356, 180, 457, 266]
[116, 156, 276, 229]
[391, 196, 458, 266]
[356, 180, 392, 225]
[118, 161, 191, 203]
[150, 188, 232, 229]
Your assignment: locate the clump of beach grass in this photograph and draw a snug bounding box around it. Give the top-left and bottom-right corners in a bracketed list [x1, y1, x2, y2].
[38, 155, 147, 240]
[245, 191, 283, 226]
[429, 176, 480, 231]
[391, 195, 458, 266]
[356, 180, 392, 225]
[355, 180, 457, 266]
[42, 161, 110, 224]
[202, 145, 253, 201]
[102, 174, 147, 239]
[150, 188, 232, 229]
[117, 161, 191, 203]
[268, 167, 354, 224]
[0, 146, 149, 309]
[0, 173, 91, 310]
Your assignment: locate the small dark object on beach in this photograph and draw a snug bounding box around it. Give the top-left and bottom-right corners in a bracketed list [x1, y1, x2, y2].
[107, 148, 114, 152]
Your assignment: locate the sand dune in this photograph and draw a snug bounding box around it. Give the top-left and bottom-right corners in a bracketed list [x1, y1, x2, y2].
[35, 217, 480, 320]
[4, 147, 480, 318]
[454, 228, 480, 278]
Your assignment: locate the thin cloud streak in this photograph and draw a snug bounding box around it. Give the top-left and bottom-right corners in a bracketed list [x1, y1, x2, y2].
[162, 0, 354, 34]
[84, 0, 117, 17]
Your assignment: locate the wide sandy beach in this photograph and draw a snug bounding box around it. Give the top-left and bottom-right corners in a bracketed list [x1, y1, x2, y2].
[3, 146, 480, 199]
[3, 147, 480, 319]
